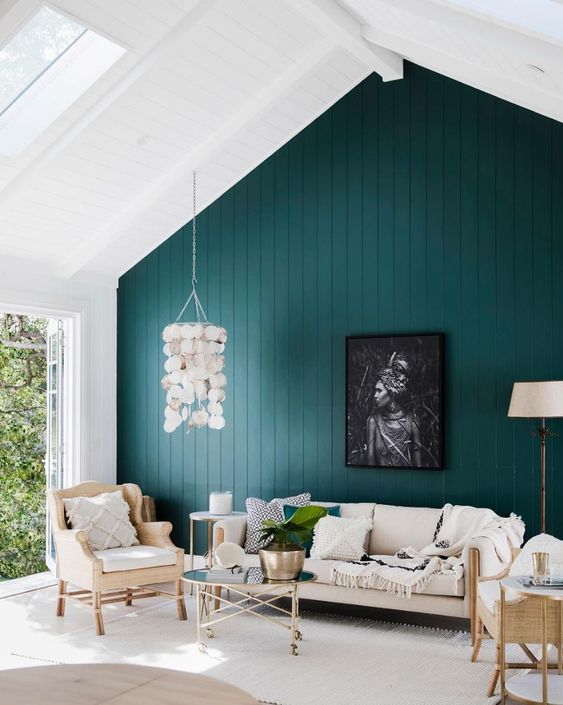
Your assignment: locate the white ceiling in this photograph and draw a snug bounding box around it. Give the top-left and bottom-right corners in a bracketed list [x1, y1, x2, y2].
[0, 0, 561, 285]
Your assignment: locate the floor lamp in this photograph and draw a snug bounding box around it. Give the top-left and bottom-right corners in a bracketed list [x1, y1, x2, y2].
[508, 381, 563, 534]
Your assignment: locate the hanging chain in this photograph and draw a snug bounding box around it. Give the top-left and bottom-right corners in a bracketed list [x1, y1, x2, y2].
[192, 169, 197, 287]
[175, 169, 208, 324]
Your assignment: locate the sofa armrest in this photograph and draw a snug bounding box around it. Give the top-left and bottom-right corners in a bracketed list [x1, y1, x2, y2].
[465, 536, 508, 579]
[213, 515, 247, 549]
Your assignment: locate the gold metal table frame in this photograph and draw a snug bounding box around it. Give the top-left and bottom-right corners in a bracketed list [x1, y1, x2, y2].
[184, 569, 317, 656]
[500, 577, 563, 705]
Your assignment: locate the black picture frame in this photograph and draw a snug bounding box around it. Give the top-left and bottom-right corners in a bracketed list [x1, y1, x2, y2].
[345, 333, 444, 470]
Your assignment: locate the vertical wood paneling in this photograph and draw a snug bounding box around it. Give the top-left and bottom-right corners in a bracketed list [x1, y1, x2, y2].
[118, 64, 563, 546]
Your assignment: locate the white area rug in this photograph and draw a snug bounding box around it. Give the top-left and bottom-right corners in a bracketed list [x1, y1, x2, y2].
[13, 596, 503, 705]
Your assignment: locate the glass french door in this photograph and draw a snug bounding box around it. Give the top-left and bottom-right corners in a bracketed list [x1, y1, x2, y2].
[45, 319, 65, 571]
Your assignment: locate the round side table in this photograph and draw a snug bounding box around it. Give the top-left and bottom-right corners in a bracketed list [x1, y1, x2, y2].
[189, 510, 247, 571]
[500, 576, 563, 705]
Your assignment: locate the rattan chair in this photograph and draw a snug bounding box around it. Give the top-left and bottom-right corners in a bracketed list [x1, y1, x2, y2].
[47, 481, 187, 635]
[470, 546, 563, 695]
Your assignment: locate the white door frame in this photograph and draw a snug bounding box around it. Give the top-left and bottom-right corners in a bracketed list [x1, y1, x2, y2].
[0, 299, 83, 488]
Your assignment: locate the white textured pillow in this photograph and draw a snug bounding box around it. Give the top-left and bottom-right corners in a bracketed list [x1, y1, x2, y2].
[310, 515, 372, 561]
[64, 491, 139, 551]
[509, 534, 563, 577]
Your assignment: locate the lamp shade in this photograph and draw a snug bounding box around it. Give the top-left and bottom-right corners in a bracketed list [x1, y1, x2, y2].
[508, 381, 563, 418]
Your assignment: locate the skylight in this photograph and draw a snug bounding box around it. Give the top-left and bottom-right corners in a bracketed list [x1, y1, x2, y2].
[0, 6, 125, 157]
[0, 6, 86, 116]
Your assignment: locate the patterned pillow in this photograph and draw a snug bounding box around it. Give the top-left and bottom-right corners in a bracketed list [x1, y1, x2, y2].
[64, 490, 139, 551]
[244, 493, 311, 554]
[310, 515, 372, 561]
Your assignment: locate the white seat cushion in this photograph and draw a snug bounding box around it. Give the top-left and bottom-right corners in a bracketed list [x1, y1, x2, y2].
[478, 580, 500, 613]
[242, 555, 464, 597]
[370, 504, 442, 556]
[94, 545, 176, 573]
[478, 579, 525, 613]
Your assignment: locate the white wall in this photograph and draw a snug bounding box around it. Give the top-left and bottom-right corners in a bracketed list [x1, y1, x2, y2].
[0, 258, 117, 485]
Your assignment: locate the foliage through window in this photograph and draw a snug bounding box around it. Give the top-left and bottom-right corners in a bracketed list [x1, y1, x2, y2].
[0, 314, 48, 579]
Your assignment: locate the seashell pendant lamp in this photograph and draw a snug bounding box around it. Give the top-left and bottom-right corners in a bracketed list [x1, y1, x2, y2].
[161, 172, 227, 433]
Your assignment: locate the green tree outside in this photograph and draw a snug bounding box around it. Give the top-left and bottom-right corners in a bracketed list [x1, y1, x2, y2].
[0, 314, 48, 579]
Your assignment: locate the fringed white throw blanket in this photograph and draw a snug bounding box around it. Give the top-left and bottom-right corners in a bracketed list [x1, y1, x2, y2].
[331, 504, 525, 598]
[331, 554, 442, 598]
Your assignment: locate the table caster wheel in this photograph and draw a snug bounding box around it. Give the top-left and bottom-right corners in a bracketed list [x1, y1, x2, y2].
[295, 630, 302, 641]
[198, 642, 207, 653]
[290, 644, 298, 656]
[206, 628, 214, 639]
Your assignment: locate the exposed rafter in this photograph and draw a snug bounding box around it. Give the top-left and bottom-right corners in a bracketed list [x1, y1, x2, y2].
[374, 0, 563, 63]
[362, 24, 563, 123]
[59, 38, 354, 278]
[287, 0, 403, 82]
[0, 0, 219, 208]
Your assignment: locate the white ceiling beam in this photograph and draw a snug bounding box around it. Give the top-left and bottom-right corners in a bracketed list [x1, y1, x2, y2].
[362, 24, 563, 123]
[59, 38, 346, 278]
[287, 0, 402, 82]
[372, 0, 563, 65]
[0, 0, 219, 208]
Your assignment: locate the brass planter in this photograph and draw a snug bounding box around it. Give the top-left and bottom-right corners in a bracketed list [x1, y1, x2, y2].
[259, 542, 305, 581]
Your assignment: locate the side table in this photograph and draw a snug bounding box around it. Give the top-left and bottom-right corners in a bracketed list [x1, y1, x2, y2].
[189, 511, 247, 571]
[500, 576, 563, 705]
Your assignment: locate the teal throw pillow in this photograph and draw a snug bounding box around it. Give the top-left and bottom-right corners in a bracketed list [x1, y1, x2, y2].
[283, 504, 340, 556]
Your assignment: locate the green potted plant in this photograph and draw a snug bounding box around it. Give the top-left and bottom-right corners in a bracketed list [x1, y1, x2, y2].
[257, 505, 327, 580]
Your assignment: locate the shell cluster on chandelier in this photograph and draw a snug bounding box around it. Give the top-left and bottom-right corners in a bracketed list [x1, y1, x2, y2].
[161, 322, 227, 432]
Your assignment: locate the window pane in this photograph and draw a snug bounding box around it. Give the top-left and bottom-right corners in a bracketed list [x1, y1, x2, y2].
[0, 6, 86, 114]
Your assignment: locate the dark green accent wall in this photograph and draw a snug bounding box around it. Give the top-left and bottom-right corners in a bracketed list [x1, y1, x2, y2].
[118, 63, 563, 548]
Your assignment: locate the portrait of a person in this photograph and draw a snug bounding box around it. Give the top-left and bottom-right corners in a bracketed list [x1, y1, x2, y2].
[366, 353, 422, 467]
[346, 334, 443, 469]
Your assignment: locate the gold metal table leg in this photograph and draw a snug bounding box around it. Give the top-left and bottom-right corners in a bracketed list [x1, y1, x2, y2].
[559, 601, 563, 675]
[500, 586, 506, 705]
[290, 584, 298, 656]
[189, 517, 194, 596]
[542, 597, 548, 705]
[196, 583, 206, 652]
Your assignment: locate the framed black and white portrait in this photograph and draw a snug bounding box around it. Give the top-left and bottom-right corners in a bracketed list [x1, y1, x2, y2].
[346, 333, 444, 469]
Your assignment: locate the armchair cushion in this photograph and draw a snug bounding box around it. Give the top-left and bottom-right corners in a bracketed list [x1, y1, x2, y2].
[64, 491, 139, 550]
[93, 545, 176, 572]
[509, 533, 563, 577]
[478, 580, 500, 614]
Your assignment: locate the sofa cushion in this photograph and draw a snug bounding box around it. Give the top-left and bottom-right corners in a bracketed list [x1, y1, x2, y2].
[64, 490, 139, 551]
[370, 504, 441, 556]
[283, 504, 340, 556]
[310, 515, 372, 561]
[93, 545, 176, 573]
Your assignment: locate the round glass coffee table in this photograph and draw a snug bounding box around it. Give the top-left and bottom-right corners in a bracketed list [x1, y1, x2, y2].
[184, 567, 316, 656]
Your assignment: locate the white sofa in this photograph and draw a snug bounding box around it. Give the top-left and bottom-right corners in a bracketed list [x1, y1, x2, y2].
[213, 501, 519, 635]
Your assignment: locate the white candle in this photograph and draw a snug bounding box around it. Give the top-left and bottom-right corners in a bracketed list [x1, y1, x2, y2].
[209, 491, 232, 515]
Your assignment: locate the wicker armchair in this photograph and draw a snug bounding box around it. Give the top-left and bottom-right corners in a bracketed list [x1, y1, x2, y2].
[470, 546, 562, 695]
[47, 481, 187, 635]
